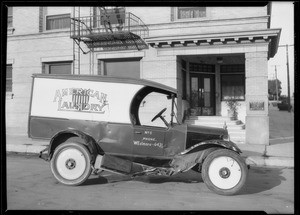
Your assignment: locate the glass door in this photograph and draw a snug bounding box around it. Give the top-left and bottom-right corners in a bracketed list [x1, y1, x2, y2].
[190, 73, 215, 116]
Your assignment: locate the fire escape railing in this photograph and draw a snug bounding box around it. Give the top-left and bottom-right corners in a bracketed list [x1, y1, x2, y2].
[70, 12, 149, 40]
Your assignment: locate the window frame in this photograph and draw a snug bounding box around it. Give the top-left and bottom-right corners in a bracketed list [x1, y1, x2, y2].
[7, 7, 13, 28]
[42, 61, 72, 74]
[101, 58, 141, 79]
[177, 7, 206, 20]
[220, 64, 245, 101]
[6, 64, 13, 93]
[45, 13, 71, 31]
[173, 7, 209, 22]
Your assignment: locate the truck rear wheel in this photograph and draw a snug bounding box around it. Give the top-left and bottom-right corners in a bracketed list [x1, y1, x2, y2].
[201, 149, 247, 195]
[50, 138, 92, 186]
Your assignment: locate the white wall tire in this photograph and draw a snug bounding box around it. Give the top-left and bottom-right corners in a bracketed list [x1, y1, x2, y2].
[50, 139, 92, 186]
[201, 149, 248, 195]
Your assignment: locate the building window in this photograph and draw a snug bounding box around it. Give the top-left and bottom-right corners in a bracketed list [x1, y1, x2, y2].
[102, 58, 141, 79]
[43, 61, 72, 74]
[220, 65, 245, 101]
[8, 7, 13, 27]
[6, 65, 12, 92]
[46, 14, 70, 30]
[100, 7, 125, 26]
[189, 63, 214, 73]
[178, 7, 206, 19]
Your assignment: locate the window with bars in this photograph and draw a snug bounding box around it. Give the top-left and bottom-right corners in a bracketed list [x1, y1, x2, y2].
[42, 61, 72, 74]
[46, 14, 70, 30]
[8, 7, 13, 27]
[178, 7, 206, 19]
[220, 65, 245, 101]
[6, 65, 12, 92]
[189, 63, 214, 73]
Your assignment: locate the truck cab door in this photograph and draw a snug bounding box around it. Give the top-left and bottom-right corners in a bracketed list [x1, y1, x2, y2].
[132, 126, 167, 156]
[164, 124, 187, 157]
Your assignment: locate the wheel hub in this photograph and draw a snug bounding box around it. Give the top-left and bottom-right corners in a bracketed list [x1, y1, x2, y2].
[219, 167, 231, 179]
[65, 158, 76, 170]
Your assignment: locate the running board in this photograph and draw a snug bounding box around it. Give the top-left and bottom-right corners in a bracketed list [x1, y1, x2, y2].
[94, 154, 175, 177]
[94, 154, 144, 175]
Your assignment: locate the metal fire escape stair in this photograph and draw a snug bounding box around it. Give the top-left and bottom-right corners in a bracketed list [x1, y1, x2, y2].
[70, 7, 149, 74]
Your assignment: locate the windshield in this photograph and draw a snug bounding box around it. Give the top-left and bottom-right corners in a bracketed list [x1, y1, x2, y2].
[130, 87, 179, 128]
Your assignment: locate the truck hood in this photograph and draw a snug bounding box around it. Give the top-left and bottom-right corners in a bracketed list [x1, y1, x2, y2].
[186, 124, 228, 148]
[187, 124, 227, 136]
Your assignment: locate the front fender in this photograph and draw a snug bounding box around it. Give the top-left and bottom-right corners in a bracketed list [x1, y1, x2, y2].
[180, 139, 242, 155]
[170, 140, 241, 173]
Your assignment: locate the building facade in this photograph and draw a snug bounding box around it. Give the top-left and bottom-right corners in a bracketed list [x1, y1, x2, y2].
[6, 6, 281, 145]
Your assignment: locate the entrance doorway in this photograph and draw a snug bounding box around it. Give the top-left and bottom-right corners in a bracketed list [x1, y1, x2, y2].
[190, 73, 215, 116]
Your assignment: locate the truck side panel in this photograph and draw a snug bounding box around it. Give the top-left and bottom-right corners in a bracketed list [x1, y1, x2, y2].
[29, 116, 134, 155]
[30, 77, 143, 124]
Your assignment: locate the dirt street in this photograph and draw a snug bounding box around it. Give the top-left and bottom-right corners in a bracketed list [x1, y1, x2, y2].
[6, 152, 294, 213]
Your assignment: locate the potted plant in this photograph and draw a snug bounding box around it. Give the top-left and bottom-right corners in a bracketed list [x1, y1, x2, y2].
[225, 98, 240, 120]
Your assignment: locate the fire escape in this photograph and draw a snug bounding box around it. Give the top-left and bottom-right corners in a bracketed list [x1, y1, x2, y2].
[70, 7, 149, 74]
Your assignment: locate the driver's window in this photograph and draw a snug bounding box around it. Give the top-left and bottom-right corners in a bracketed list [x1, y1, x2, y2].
[138, 92, 172, 128]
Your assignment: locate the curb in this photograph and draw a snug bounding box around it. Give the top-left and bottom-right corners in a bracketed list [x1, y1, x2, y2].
[244, 156, 294, 168]
[7, 144, 47, 154]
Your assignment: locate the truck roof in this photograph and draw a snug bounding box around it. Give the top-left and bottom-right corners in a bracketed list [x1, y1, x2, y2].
[32, 74, 177, 95]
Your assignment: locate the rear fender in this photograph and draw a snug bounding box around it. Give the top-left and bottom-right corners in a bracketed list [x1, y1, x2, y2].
[47, 129, 104, 162]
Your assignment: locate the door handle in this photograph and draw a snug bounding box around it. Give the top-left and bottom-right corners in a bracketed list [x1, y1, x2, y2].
[135, 131, 142, 134]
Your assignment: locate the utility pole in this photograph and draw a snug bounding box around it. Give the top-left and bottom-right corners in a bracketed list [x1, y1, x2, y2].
[278, 44, 293, 112]
[275, 65, 279, 101]
[285, 44, 291, 112]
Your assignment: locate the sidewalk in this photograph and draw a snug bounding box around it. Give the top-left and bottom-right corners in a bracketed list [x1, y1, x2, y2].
[6, 109, 294, 168]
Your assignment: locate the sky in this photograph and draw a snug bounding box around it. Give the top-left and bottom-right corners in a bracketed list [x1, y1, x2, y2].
[268, 1, 295, 96]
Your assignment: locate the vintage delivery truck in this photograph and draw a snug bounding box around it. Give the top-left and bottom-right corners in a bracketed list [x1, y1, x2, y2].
[28, 74, 248, 195]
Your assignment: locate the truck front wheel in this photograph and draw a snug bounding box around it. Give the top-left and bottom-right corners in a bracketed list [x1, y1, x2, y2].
[50, 138, 92, 186]
[201, 149, 248, 195]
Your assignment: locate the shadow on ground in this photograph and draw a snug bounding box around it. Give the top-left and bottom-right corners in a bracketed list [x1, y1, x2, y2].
[82, 169, 203, 186]
[241, 166, 286, 195]
[83, 166, 286, 196]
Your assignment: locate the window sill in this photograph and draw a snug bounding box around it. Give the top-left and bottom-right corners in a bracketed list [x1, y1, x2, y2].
[172, 17, 210, 23]
[43, 28, 70, 33]
[221, 99, 245, 102]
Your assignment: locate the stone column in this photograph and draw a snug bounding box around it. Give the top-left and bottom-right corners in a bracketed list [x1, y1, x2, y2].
[245, 51, 269, 145]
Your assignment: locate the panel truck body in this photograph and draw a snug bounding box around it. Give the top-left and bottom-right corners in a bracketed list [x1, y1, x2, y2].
[29, 74, 248, 195]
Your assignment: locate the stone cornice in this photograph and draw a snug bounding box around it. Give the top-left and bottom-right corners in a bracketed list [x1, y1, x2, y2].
[146, 28, 281, 58]
[146, 29, 280, 43]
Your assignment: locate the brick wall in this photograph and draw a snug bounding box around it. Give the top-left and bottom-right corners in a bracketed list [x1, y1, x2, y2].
[13, 7, 40, 35]
[127, 6, 267, 25]
[245, 51, 269, 144]
[6, 6, 273, 138]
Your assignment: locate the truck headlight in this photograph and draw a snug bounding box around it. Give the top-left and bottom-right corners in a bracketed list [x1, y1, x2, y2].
[222, 134, 230, 141]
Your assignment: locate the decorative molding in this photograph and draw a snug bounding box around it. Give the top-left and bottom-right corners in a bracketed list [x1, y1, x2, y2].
[146, 29, 280, 58]
[40, 55, 73, 62]
[96, 50, 145, 59]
